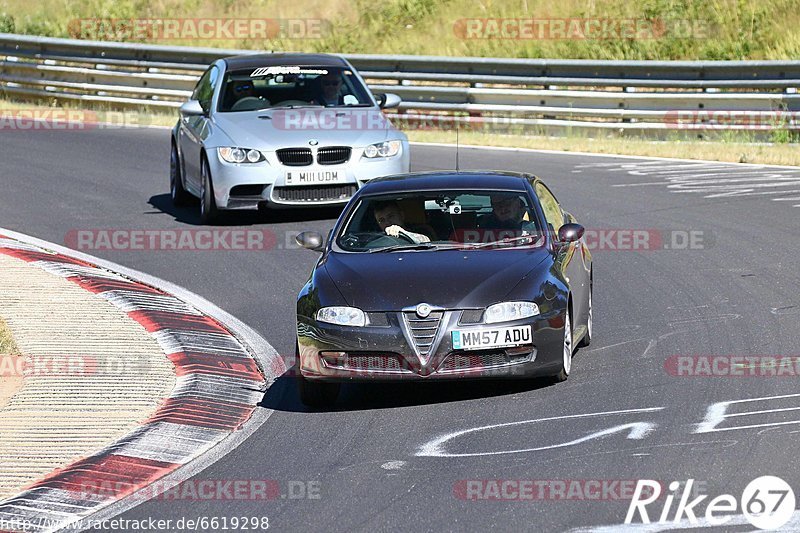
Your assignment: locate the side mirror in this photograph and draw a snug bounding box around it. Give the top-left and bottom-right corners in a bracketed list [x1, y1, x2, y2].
[296, 231, 325, 251]
[375, 93, 401, 109]
[179, 100, 205, 116]
[557, 223, 584, 243]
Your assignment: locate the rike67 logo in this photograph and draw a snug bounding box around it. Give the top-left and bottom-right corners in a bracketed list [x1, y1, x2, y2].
[626, 476, 795, 530]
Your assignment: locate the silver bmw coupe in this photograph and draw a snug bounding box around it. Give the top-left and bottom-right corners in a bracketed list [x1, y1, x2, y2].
[171, 53, 410, 222]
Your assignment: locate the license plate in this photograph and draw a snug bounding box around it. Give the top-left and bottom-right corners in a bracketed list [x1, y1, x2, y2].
[285, 170, 342, 185]
[452, 325, 532, 351]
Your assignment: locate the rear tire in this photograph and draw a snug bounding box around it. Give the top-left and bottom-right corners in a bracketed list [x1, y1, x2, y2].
[199, 156, 218, 224]
[170, 142, 191, 206]
[552, 306, 573, 383]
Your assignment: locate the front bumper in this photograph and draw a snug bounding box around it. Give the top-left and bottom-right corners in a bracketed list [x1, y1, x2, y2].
[297, 309, 565, 382]
[206, 143, 410, 209]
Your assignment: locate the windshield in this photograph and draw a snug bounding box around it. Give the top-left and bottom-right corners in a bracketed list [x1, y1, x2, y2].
[336, 190, 545, 252]
[218, 65, 373, 112]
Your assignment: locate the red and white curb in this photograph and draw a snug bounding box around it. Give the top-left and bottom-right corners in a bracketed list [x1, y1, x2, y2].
[0, 229, 286, 533]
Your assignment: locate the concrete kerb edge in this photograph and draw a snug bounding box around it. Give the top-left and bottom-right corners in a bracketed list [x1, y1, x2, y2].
[0, 226, 285, 532]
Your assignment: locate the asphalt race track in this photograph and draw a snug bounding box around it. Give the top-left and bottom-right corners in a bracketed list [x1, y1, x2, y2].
[2, 126, 800, 531]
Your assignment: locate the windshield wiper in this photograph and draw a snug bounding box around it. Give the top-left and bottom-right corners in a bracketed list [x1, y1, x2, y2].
[268, 104, 325, 110]
[469, 235, 544, 249]
[367, 243, 461, 253]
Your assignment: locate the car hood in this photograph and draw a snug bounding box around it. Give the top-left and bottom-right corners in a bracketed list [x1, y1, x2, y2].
[323, 248, 551, 310]
[211, 107, 400, 150]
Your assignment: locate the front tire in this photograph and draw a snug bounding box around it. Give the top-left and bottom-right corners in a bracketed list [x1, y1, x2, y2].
[199, 156, 218, 224]
[257, 202, 271, 220]
[170, 142, 191, 206]
[297, 376, 340, 408]
[296, 342, 340, 408]
[552, 306, 573, 383]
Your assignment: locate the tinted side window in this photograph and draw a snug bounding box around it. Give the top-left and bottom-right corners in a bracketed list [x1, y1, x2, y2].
[192, 66, 219, 113]
[534, 182, 564, 234]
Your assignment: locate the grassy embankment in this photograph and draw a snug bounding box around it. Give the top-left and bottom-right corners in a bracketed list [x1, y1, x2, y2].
[1, 0, 799, 59]
[1, 0, 799, 165]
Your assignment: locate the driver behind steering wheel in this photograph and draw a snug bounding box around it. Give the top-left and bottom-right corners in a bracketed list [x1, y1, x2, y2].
[372, 201, 432, 244]
[230, 80, 268, 111]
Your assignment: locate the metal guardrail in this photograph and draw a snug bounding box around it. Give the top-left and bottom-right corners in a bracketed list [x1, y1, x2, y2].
[2, 32, 800, 138]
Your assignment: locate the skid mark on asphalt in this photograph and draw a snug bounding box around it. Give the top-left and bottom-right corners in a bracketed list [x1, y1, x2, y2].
[578, 337, 649, 354]
[381, 461, 406, 471]
[632, 303, 743, 360]
[772, 305, 799, 315]
[416, 408, 664, 458]
[575, 160, 800, 206]
[417, 391, 800, 459]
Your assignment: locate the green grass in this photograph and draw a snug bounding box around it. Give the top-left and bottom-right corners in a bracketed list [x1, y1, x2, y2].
[0, 317, 23, 408]
[407, 129, 800, 166]
[0, 317, 18, 356]
[1, 0, 800, 59]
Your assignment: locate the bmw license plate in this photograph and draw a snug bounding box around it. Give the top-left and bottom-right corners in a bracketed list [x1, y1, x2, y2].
[285, 170, 341, 185]
[452, 325, 532, 351]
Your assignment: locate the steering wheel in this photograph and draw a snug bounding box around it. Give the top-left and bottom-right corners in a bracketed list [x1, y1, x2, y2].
[340, 231, 414, 249]
[231, 96, 269, 112]
[392, 231, 416, 244]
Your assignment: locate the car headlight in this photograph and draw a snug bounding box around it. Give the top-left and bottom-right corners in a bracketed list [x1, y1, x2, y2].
[218, 147, 265, 164]
[316, 306, 367, 327]
[362, 140, 402, 159]
[484, 301, 540, 324]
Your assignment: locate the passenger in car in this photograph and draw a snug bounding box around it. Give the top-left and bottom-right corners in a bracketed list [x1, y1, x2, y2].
[478, 193, 531, 231]
[311, 72, 345, 106]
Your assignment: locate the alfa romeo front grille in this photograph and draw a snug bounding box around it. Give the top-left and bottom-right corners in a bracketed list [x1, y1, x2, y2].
[402, 311, 444, 357]
[322, 353, 410, 373]
[438, 349, 532, 373]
